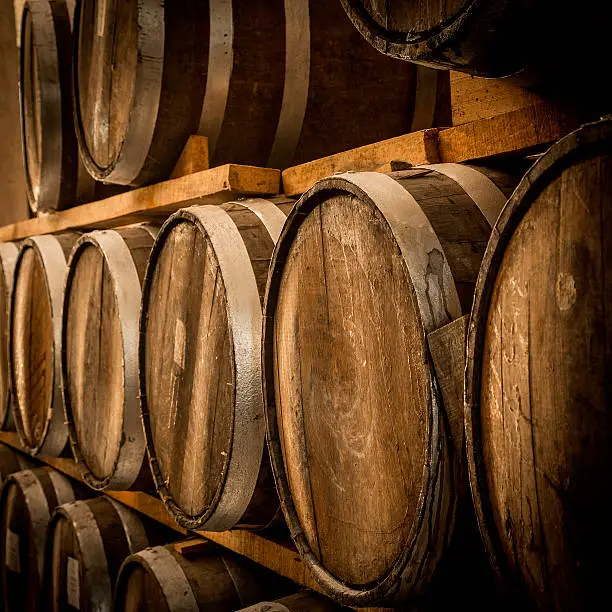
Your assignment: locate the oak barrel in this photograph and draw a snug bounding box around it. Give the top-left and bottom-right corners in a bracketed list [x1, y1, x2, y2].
[464, 119, 612, 611]
[62, 226, 157, 490]
[339, 0, 531, 77]
[10, 232, 78, 456]
[19, 0, 95, 213]
[0, 444, 33, 487]
[72, 0, 449, 186]
[263, 165, 517, 605]
[139, 199, 292, 530]
[114, 545, 273, 612]
[0, 245, 19, 430]
[239, 591, 348, 611]
[46, 497, 163, 612]
[0, 467, 83, 612]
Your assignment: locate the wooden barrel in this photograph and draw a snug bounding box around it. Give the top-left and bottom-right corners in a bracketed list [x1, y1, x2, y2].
[263, 165, 518, 606]
[72, 0, 449, 187]
[140, 198, 292, 530]
[10, 232, 79, 456]
[0, 444, 34, 488]
[46, 497, 161, 612]
[339, 0, 531, 77]
[19, 0, 95, 213]
[0, 467, 83, 612]
[114, 545, 273, 612]
[62, 226, 157, 490]
[0, 245, 19, 430]
[464, 119, 612, 611]
[239, 591, 348, 611]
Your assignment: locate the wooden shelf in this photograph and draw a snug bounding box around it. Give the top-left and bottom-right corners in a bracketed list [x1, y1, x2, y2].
[0, 164, 280, 241]
[0, 431, 391, 611]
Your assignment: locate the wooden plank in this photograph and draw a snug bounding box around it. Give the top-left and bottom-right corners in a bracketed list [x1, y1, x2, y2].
[427, 314, 470, 452]
[0, 164, 280, 241]
[281, 129, 440, 197]
[439, 102, 579, 163]
[0, 431, 386, 611]
[170, 135, 210, 179]
[450, 71, 544, 127]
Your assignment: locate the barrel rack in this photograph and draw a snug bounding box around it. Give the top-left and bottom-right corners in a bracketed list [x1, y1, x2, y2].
[0, 97, 579, 611]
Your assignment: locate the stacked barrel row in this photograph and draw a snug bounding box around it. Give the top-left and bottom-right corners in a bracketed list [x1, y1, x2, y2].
[18, 0, 451, 214]
[0, 445, 339, 612]
[0, 119, 609, 611]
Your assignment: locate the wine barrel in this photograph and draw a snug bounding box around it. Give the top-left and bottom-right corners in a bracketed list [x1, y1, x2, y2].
[465, 119, 612, 611]
[340, 0, 533, 77]
[0, 245, 19, 430]
[62, 226, 157, 490]
[10, 232, 79, 456]
[0, 445, 34, 488]
[72, 0, 449, 187]
[46, 497, 161, 612]
[0, 467, 83, 612]
[19, 0, 94, 213]
[263, 165, 518, 605]
[239, 591, 348, 611]
[140, 198, 292, 530]
[114, 545, 272, 612]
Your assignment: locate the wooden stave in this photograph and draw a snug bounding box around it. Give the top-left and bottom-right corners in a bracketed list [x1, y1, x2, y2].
[339, 0, 530, 78]
[45, 497, 151, 612]
[262, 166, 515, 605]
[9, 233, 78, 457]
[0, 244, 19, 430]
[61, 227, 157, 491]
[463, 119, 612, 607]
[19, 0, 79, 213]
[139, 198, 291, 531]
[0, 467, 79, 612]
[113, 545, 271, 612]
[238, 591, 349, 611]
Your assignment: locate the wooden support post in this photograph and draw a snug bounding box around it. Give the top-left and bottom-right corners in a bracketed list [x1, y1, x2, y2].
[170, 135, 210, 179]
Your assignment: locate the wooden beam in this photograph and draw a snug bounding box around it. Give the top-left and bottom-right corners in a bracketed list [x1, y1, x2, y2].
[170, 135, 210, 179]
[281, 129, 440, 197]
[0, 164, 280, 241]
[439, 102, 579, 163]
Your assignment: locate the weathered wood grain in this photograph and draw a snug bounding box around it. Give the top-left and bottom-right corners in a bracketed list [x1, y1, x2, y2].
[10, 232, 78, 456]
[141, 198, 292, 531]
[264, 165, 517, 606]
[170, 135, 209, 179]
[465, 118, 612, 610]
[62, 226, 156, 489]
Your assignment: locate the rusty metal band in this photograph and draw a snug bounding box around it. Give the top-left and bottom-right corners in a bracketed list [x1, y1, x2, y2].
[107, 498, 149, 554]
[184, 205, 265, 530]
[238, 604, 291, 612]
[336, 172, 462, 331]
[198, 0, 234, 156]
[418, 164, 507, 228]
[47, 470, 75, 505]
[103, 0, 165, 184]
[11, 470, 51, 581]
[21, 1, 63, 212]
[59, 500, 113, 611]
[267, 0, 311, 169]
[69, 230, 146, 489]
[140, 224, 161, 241]
[133, 547, 199, 611]
[0, 243, 19, 428]
[410, 66, 438, 132]
[21, 236, 69, 456]
[233, 199, 288, 244]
